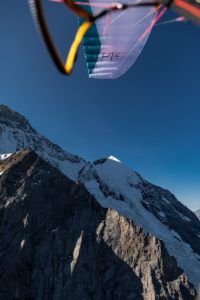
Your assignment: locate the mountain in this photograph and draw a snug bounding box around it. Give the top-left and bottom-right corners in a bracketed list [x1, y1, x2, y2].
[195, 210, 200, 220]
[0, 105, 200, 298]
[0, 149, 197, 299]
[0, 104, 85, 180]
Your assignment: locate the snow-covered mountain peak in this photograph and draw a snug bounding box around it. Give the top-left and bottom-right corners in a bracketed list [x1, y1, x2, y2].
[107, 155, 121, 162]
[93, 155, 141, 189]
[92, 155, 140, 186]
[0, 105, 31, 129]
[0, 105, 85, 180]
[79, 157, 200, 289]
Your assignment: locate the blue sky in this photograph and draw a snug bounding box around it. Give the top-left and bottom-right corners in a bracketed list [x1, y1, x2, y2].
[0, 1, 200, 210]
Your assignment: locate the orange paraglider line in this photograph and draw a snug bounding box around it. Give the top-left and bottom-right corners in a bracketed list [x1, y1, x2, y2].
[174, 0, 200, 18]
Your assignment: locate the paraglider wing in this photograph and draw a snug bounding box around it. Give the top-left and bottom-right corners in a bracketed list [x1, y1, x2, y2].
[78, 0, 157, 79]
[29, 0, 200, 78]
[50, 0, 158, 79]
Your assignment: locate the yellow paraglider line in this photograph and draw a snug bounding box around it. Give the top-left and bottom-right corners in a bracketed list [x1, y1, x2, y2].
[65, 21, 92, 74]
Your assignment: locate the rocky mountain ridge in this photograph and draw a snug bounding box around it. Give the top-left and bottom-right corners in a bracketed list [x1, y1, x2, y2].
[0, 104, 85, 180]
[0, 149, 197, 299]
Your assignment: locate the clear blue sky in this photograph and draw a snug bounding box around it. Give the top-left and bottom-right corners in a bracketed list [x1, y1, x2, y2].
[0, 1, 200, 210]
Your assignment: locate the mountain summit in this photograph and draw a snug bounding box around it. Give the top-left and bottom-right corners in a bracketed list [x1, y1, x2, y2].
[0, 105, 200, 299]
[0, 104, 85, 180]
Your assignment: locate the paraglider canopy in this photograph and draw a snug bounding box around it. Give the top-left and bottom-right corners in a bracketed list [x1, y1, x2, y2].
[28, 0, 200, 79]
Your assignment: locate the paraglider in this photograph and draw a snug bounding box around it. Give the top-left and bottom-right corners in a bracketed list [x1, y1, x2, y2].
[28, 0, 200, 79]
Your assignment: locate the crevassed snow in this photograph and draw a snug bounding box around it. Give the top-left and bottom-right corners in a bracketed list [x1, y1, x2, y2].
[83, 158, 200, 289]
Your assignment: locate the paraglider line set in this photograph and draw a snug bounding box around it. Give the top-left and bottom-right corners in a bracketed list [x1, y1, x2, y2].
[29, 0, 200, 77]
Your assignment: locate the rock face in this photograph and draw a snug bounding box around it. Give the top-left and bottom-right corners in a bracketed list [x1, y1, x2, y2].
[78, 159, 200, 290]
[0, 150, 197, 300]
[0, 105, 85, 180]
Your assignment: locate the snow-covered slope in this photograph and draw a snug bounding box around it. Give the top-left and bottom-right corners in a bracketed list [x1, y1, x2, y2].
[1, 105, 200, 291]
[78, 157, 200, 289]
[0, 105, 85, 180]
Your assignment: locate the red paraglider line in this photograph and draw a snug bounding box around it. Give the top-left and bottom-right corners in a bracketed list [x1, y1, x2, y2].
[174, 0, 200, 18]
[156, 15, 186, 25]
[139, 6, 167, 41]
